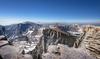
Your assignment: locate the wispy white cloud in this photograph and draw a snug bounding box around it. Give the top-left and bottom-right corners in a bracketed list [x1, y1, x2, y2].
[0, 17, 63, 25]
[0, 17, 99, 25]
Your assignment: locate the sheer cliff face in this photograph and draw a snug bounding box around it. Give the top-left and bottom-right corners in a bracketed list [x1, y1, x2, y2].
[42, 28, 77, 47]
[31, 28, 78, 59]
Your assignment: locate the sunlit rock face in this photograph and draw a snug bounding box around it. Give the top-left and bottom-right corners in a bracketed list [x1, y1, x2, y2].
[42, 44, 95, 59]
[82, 26, 100, 59]
[75, 25, 100, 59]
[88, 31, 100, 59]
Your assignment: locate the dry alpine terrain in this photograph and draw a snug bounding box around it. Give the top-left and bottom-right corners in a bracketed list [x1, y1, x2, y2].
[0, 24, 100, 59]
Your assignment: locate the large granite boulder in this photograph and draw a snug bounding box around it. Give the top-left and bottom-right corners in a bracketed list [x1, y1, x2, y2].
[0, 35, 33, 59]
[0, 45, 19, 59]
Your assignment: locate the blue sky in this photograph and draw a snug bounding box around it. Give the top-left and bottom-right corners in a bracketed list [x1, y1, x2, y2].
[0, 0, 100, 25]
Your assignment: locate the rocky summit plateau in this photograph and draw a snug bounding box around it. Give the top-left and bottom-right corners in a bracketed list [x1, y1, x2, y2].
[0, 22, 100, 59]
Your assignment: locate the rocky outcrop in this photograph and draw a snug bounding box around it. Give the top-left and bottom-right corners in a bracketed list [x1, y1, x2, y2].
[81, 26, 100, 59]
[42, 28, 77, 47]
[31, 28, 78, 59]
[74, 25, 100, 59]
[87, 31, 100, 59]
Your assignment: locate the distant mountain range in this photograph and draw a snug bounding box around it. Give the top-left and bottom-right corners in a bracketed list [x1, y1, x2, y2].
[0, 22, 42, 39]
[0, 21, 99, 40]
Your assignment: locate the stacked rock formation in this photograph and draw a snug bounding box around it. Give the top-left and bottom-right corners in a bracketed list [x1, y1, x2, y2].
[80, 25, 100, 59]
[74, 25, 100, 59]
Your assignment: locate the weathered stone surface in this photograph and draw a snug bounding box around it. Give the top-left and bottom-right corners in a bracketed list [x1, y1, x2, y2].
[0, 45, 19, 59]
[75, 25, 100, 59]
[42, 44, 95, 59]
[85, 31, 100, 59]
